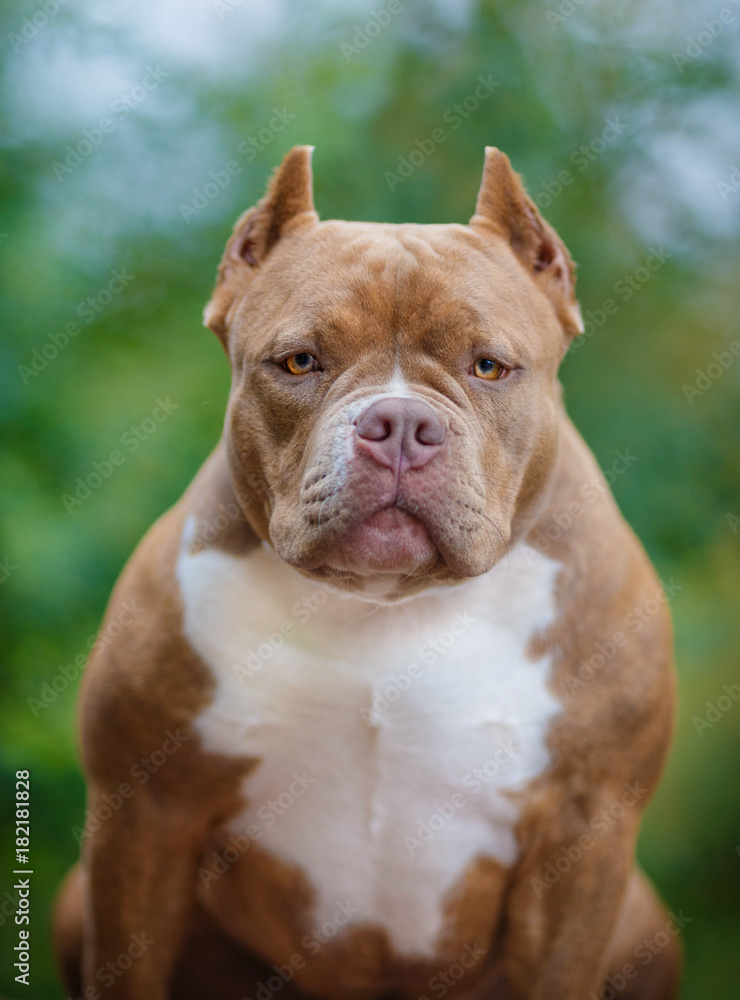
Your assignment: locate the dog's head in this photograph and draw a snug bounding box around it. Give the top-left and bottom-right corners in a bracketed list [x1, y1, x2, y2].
[205, 146, 582, 599]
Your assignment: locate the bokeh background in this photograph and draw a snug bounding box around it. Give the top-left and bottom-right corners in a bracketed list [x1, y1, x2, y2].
[1, 0, 739, 996]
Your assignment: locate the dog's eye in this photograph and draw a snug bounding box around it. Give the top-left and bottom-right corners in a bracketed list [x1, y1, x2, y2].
[472, 358, 507, 381]
[283, 353, 319, 375]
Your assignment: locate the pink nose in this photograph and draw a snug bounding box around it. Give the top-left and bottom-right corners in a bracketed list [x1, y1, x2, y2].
[354, 397, 446, 471]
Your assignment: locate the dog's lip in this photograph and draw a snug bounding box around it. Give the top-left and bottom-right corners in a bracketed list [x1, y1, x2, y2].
[322, 504, 436, 574]
[363, 505, 423, 529]
[285, 498, 497, 580]
[286, 491, 497, 579]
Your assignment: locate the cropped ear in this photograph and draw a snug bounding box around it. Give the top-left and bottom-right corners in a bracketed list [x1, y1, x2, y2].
[470, 147, 583, 339]
[204, 145, 318, 341]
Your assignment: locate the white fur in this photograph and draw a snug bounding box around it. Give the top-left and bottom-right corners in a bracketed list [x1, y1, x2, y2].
[177, 527, 562, 958]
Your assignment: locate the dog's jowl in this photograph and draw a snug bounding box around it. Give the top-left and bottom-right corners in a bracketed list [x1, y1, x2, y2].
[53, 146, 679, 1000]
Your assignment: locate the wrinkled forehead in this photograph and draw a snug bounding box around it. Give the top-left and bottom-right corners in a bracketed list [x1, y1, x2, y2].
[239, 220, 559, 362]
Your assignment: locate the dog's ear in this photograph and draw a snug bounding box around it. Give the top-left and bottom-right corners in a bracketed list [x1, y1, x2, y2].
[204, 145, 318, 341]
[470, 146, 583, 339]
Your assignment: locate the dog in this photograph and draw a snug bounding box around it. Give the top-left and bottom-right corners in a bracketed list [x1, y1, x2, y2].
[54, 146, 679, 1000]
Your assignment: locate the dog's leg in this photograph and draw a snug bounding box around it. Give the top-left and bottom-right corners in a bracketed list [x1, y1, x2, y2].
[600, 867, 682, 1000]
[169, 901, 309, 1000]
[498, 807, 639, 1000]
[69, 513, 254, 998]
[80, 786, 214, 1000]
[53, 862, 85, 997]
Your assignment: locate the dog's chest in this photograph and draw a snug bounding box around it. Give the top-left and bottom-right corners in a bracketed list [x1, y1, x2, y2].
[177, 531, 562, 959]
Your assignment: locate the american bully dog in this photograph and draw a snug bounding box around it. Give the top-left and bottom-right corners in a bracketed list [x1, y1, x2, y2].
[54, 146, 679, 1000]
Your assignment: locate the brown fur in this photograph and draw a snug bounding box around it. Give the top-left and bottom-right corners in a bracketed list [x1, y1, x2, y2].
[53, 146, 678, 1000]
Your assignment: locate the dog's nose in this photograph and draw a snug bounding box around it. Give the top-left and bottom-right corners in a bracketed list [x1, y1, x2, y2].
[355, 397, 446, 471]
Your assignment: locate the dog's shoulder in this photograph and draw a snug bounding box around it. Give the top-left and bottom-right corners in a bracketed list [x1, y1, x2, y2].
[528, 413, 675, 792]
[78, 444, 259, 786]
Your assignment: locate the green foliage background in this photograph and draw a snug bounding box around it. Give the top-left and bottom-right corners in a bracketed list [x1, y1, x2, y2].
[1, 0, 739, 996]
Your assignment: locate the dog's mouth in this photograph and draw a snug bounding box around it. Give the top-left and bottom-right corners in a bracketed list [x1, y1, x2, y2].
[323, 505, 436, 575]
[269, 453, 504, 586]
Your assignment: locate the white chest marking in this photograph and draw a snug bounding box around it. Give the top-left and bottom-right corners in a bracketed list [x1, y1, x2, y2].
[177, 530, 562, 958]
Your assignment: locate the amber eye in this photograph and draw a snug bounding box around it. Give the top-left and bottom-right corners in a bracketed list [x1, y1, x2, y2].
[473, 358, 507, 381]
[283, 353, 318, 375]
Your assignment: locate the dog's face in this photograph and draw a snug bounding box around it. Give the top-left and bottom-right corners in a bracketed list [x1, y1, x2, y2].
[205, 147, 582, 598]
